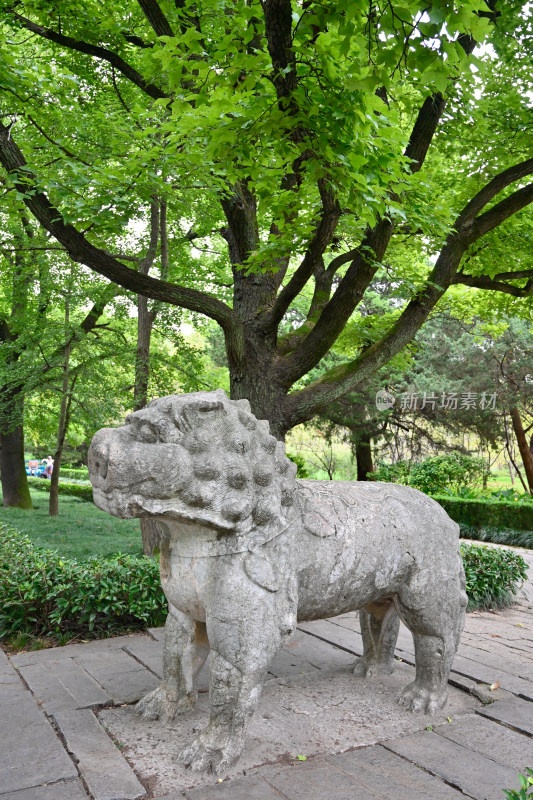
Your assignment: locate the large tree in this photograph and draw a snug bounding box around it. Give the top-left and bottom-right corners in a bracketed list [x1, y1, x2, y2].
[0, 0, 532, 439]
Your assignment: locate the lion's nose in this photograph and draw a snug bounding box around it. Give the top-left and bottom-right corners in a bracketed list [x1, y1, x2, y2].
[88, 431, 110, 485]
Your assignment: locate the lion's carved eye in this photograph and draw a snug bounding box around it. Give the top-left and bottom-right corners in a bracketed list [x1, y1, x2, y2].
[128, 418, 159, 443]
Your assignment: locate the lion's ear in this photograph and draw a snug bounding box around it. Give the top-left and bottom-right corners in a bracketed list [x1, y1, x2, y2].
[178, 399, 227, 430]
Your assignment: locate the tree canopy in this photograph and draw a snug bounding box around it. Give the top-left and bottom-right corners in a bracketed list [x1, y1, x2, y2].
[0, 0, 532, 438]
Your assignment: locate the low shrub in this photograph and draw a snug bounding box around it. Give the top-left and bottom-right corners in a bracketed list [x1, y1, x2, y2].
[436, 495, 533, 533]
[27, 476, 93, 502]
[460, 524, 533, 549]
[460, 543, 528, 611]
[373, 460, 411, 485]
[491, 488, 533, 504]
[287, 452, 310, 478]
[0, 523, 166, 639]
[373, 454, 490, 494]
[61, 467, 89, 481]
[408, 453, 489, 495]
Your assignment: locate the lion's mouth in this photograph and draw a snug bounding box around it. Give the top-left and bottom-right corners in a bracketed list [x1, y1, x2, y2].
[92, 486, 236, 531]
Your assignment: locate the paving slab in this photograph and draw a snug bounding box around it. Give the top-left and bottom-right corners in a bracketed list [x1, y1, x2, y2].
[298, 619, 363, 655]
[260, 758, 368, 800]
[123, 636, 165, 678]
[284, 630, 357, 672]
[434, 714, 533, 771]
[185, 774, 284, 799]
[327, 744, 466, 799]
[383, 729, 521, 800]
[267, 645, 319, 678]
[10, 633, 154, 667]
[0, 778, 89, 800]
[476, 697, 533, 736]
[99, 659, 477, 797]
[53, 709, 145, 800]
[0, 689, 78, 794]
[75, 648, 159, 704]
[18, 659, 111, 713]
[0, 649, 20, 686]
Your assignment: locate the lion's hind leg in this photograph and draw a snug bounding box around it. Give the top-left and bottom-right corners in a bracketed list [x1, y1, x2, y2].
[395, 574, 465, 715]
[352, 599, 400, 678]
[136, 606, 209, 722]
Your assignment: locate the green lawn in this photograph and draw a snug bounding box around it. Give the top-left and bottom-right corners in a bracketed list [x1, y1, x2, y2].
[0, 490, 143, 559]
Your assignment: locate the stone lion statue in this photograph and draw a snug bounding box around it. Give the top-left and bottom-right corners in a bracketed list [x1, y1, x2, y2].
[89, 390, 466, 775]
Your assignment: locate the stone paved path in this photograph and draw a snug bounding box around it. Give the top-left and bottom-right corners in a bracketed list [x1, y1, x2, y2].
[1, 548, 531, 800]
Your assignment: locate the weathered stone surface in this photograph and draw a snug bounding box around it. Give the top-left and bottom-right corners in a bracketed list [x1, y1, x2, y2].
[260, 759, 363, 800]
[327, 744, 466, 799]
[0, 649, 20, 686]
[449, 653, 533, 700]
[0, 779, 88, 800]
[53, 709, 145, 800]
[123, 636, 165, 678]
[477, 697, 533, 736]
[470, 683, 513, 704]
[298, 620, 363, 656]
[0, 691, 77, 794]
[186, 775, 283, 799]
[89, 389, 468, 774]
[383, 730, 520, 800]
[76, 649, 159, 704]
[435, 714, 533, 771]
[18, 659, 111, 713]
[10, 633, 151, 667]
[98, 659, 477, 797]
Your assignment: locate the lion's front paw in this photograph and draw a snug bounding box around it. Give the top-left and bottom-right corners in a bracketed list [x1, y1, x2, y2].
[135, 686, 196, 722]
[177, 730, 243, 776]
[352, 657, 395, 678]
[397, 681, 447, 715]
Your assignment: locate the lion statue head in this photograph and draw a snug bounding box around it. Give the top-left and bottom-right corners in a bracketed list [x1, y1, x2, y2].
[88, 389, 298, 534]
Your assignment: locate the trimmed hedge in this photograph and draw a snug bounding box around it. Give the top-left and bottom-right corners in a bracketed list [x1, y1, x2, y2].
[0, 523, 166, 638]
[61, 467, 89, 481]
[28, 476, 93, 502]
[0, 523, 527, 641]
[435, 495, 533, 533]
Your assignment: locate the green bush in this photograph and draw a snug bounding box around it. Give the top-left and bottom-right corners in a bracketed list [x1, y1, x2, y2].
[61, 467, 89, 481]
[0, 523, 166, 638]
[28, 476, 93, 502]
[287, 452, 310, 478]
[461, 543, 528, 611]
[373, 460, 411, 484]
[436, 495, 533, 533]
[409, 453, 489, 495]
[373, 454, 489, 495]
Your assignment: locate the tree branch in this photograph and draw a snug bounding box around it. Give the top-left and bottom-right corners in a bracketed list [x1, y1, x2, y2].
[137, 0, 174, 37]
[453, 274, 533, 297]
[8, 11, 169, 100]
[267, 180, 341, 330]
[464, 182, 533, 243]
[280, 160, 533, 427]
[455, 158, 533, 231]
[0, 121, 243, 350]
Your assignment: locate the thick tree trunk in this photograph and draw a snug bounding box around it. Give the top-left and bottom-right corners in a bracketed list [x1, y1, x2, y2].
[355, 434, 374, 481]
[0, 408, 32, 509]
[510, 407, 533, 494]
